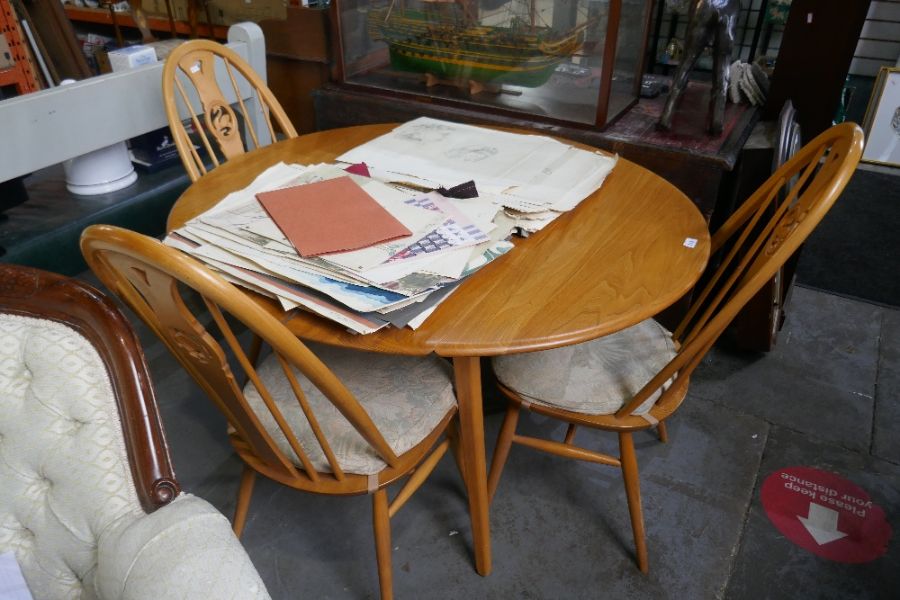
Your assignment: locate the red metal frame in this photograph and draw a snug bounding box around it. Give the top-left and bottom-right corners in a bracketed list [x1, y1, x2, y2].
[0, 0, 39, 94]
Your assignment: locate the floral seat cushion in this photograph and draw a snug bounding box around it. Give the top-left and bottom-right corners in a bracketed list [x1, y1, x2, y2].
[243, 343, 456, 475]
[492, 319, 677, 415]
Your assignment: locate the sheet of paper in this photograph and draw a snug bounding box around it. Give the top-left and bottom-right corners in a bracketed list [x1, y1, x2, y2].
[338, 117, 563, 189]
[321, 192, 487, 273]
[175, 222, 452, 302]
[337, 117, 618, 222]
[362, 245, 472, 284]
[207, 259, 390, 335]
[257, 176, 412, 257]
[0, 552, 33, 600]
[206, 162, 312, 216]
[181, 227, 412, 312]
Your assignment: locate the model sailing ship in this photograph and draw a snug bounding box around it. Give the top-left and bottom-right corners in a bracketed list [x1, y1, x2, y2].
[367, 0, 591, 88]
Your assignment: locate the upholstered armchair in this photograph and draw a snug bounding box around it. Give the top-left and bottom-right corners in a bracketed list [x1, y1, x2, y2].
[0, 264, 270, 599]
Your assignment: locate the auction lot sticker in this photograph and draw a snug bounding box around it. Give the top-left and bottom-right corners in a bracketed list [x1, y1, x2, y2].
[761, 466, 891, 563]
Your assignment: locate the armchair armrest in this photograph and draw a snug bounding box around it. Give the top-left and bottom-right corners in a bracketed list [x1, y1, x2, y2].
[96, 494, 270, 599]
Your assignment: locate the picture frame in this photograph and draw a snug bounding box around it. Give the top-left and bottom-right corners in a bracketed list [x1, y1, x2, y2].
[861, 66, 900, 168]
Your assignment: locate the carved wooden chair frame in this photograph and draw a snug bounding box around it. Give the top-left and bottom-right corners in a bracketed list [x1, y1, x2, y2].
[487, 122, 865, 572]
[162, 39, 298, 182]
[81, 225, 457, 600]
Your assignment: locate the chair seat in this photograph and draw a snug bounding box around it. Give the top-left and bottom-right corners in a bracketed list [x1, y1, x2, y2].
[492, 319, 677, 416]
[243, 343, 456, 475]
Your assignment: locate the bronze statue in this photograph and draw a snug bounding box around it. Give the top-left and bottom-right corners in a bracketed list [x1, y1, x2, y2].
[658, 0, 741, 135]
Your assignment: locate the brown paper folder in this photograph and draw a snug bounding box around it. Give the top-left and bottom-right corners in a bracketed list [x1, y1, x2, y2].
[257, 176, 412, 257]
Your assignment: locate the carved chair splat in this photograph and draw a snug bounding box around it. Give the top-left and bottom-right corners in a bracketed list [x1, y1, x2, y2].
[162, 39, 297, 182]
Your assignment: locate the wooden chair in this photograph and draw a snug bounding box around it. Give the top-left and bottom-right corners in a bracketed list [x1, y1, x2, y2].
[161, 39, 298, 182]
[486, 122, 864, 573]
[80, 225, 458, 600]
[0, 264, 269, 598]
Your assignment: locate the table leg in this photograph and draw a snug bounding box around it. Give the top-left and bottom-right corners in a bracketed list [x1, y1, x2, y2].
[453, 356, 492, 576]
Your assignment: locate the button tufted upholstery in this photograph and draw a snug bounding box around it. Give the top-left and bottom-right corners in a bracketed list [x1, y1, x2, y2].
[0, 265, 270, 599]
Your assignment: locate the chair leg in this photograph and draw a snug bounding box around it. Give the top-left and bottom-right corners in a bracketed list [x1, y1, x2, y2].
[619, 432, 648, 574]
[656, 421, 668, 443]
[487, 401, 520, 504]
[372, 489, 393, 600]
[564, 423, 578, 444]
[233, 465, 256, 538]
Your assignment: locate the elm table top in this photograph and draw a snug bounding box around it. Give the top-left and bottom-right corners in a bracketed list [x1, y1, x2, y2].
[168, 123, 712, 359]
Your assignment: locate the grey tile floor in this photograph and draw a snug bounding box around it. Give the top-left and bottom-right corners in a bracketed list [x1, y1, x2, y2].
[87, 272, 899, 599]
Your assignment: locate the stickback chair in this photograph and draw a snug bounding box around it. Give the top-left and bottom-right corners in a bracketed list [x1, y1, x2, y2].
[80, 225, 458, 600]
[161, 39, 298, 182]
[0, 264, 269, 599]
[486, 122, 864, 573]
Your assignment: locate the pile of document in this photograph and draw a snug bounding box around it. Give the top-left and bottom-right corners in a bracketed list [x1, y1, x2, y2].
[338, 117, 618, 233]
[166, 162, 515, 334]
[165, 119, 617, 334]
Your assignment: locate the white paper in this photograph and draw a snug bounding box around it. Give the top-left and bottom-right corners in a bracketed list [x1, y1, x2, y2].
[337, 117, 617, 218]
[338, 117, 559, 189]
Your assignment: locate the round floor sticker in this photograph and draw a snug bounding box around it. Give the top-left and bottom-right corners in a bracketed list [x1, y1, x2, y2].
[761, 466, 891, 563]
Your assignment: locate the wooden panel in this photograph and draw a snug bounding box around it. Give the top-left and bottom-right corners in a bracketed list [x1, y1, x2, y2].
[257, 6, 331, 133]
[19, 0, 91, 81]
[258, 6, 328, 62]
[265, 56, 329, 133]
[765, 0, 871, 139]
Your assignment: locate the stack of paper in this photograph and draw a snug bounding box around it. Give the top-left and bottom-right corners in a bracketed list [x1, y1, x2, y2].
[165, 162, 515, 334]
[336, 117, 618, 233]
[164, 120, 617, 334]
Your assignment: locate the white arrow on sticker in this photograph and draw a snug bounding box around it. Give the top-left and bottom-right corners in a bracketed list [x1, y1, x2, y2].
[798, 502, 847, 545]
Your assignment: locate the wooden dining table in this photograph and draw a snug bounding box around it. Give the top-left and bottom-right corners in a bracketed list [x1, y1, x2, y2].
[167, 123, 711, 577]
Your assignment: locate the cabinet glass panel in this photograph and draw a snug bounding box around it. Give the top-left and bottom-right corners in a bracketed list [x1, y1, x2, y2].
[337, 0, 650, 127]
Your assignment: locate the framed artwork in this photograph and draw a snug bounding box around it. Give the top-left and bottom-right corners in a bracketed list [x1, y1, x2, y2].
[861, 66, 900, 167]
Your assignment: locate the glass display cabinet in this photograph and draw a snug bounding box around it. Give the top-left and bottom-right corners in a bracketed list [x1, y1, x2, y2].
[332, 0, 654, 128]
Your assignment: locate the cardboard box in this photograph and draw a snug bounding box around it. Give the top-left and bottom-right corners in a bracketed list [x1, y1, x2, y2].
[93, 47, 113, 74]
[143, 0, 190, 23]
[142, 0, 287, 26]
[209, 0, 287, 25]
[108, 45, 158, 72]
[129, 127, 182, 172]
